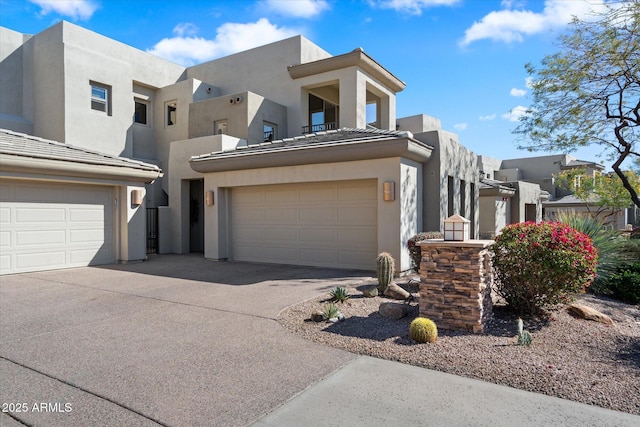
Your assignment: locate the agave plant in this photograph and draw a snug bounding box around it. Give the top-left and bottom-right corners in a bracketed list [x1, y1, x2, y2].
[322, 303, 340, 320]
[554, 211, 627, 285]
[330, 286, 350, 303]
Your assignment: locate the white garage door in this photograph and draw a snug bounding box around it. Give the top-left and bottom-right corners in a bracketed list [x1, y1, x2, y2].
[0, 180, 115, 274]
[230, 180, 378, 270]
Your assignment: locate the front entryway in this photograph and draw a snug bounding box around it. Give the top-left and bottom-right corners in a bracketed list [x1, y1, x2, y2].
[189, 179, 204, 252]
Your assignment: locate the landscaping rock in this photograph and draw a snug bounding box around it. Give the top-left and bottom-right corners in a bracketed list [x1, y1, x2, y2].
[362, 286, 379, 298]
[379, 302, 408, 319]
[567, 303, 614, 326]
[310, 310, 326, 322]
[384, 282, 411, 300]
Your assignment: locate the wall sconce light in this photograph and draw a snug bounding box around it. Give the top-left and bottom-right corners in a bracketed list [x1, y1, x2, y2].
[131, 189, 143, 206]
[205, 190, 214, 206]
[383, 181, 395, 201]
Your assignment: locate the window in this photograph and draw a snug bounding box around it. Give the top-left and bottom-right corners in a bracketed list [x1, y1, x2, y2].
[90, 82, 111, 114]
[460, 179, 466, 217]
[166, 101, 177, 126]
[263, 122, 277, 142]
[366, 101, 378, 128]
[134, 100, 148, 125]
[214, 119, 227, 135]
[447, 176, 454, 217]
[305, 93, 338, 133]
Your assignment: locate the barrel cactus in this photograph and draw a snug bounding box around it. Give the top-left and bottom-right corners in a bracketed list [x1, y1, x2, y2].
[376, 252, 395, 294]
[409, 317, 438, 343]
[517, 318, 533, 346]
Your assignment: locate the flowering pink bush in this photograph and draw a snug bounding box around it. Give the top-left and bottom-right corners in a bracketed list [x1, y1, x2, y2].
[492, 222, 598, 315]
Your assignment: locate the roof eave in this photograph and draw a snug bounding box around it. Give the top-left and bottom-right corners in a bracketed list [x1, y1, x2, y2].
[190, 138, 432, 173]
[288, 48, 406, 92]
[0, 155, 163, 183]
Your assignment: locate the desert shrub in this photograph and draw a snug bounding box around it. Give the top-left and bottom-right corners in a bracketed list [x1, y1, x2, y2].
[602, 262, 640, 304]
[553, 211, 627, 287]
[492, 222, 598, 315]
[407, 231, 444, 272]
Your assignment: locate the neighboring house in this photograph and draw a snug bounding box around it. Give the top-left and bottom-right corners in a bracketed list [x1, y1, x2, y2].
[477, 156, 549, 238]
[0, 21, 477, 274]
[544, 194, 638, 231]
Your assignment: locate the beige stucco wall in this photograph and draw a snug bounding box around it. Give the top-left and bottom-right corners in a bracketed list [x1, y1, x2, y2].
[415, 130, 479, 236]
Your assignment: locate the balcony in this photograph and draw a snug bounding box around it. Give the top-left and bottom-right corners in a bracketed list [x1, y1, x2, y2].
[301, 122, 338, 134]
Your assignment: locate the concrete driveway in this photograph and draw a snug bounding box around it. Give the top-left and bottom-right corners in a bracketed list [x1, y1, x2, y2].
[2, 255, 639, 427]
[0, 255, 368, 426]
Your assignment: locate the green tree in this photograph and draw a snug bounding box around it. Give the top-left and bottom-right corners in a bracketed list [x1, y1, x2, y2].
[515, 0, 640, 209]
[555, 168, 640, 222]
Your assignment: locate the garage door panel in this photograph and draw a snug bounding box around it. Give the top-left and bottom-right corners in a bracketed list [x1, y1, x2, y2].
[234, 207, 265, 223]
[265, 207, 298, 224]
[0, 207, 9, 223]
[265, 227, 298, 241]
[231, 180, 377, 270]
[299, 207, 337, 225]
[338, 206, 376, 225]
[1, 180, 115, 274]
[16, 229, 66, 246]
[299, 187, 336, 202]
[265, 189, 297, 203]
[69, 207, 106, 223]
[17, 251, 66, 269]
[299, 228, 338, 243]
[16, 207, 66, 223]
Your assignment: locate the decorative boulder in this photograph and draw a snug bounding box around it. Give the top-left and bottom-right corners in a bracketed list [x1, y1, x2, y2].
[310, 310, 326, 322]
[567, 304, 614, 326]
[362, 286, 379, 298]
[379, 302, 408, 319]
[384, 282, 411, 300]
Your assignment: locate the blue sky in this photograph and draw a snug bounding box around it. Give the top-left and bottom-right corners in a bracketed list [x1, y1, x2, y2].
[0, 0, 613, 163]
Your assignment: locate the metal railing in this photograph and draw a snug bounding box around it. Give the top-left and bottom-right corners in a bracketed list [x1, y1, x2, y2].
[301, 122, 337, 134]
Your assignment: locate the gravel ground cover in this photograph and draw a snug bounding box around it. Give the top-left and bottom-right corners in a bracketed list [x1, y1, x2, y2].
[278, 278, 640, 415]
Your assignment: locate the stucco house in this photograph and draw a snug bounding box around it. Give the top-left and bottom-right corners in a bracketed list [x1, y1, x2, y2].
[0, 21, 479, 275]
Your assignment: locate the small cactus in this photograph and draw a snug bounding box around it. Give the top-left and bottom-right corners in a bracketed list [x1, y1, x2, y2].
[409, 317, 438, 343]
[376, 252, 395, 294]
[517, 318, 533, 346]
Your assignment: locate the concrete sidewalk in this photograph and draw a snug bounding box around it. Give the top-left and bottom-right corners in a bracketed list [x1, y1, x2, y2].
[253, 356, 640, 427]
[1, 255, 638, 426]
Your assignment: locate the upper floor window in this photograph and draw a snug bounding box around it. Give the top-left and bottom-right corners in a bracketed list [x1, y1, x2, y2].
[264, 122, 277, 142]
[214, 119, 228, 135]
[90, 81, 111, 115]
[134, 100, 148, 125]
[304, 93, 337, 133]
[166, 101, 177, 126]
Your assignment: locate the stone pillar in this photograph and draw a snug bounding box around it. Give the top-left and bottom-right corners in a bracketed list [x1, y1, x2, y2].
[418, 240, 494, 334]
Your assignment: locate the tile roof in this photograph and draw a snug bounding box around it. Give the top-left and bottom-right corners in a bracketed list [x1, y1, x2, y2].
[192, 127, 418, 160]
[0, 129, 161, 172]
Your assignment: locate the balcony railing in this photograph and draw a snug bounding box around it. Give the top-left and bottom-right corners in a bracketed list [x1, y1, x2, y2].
[301, 122, 338, 134]
[263, 131, 274, 142]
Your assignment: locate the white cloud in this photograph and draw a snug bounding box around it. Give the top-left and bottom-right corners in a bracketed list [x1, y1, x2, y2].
[479, 114, 496, 121]
[262, 0, 330, 18]
[454, 123, 468, 131]
[460, 0, 607, 46]
[30, 0, 98, 20]
[377, 0, 460, 16]
[147, 19, 298, 66]
[502, 105, 529, 122]
[510, 87, 527, 97]
[525, 76, 534, 88]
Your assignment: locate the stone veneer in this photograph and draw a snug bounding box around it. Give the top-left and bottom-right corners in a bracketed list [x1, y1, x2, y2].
[418, 239, 494, 334]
